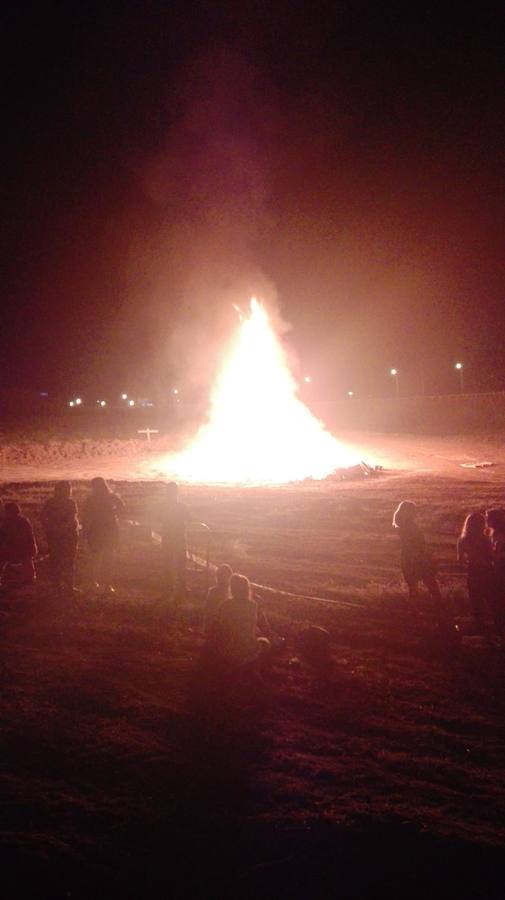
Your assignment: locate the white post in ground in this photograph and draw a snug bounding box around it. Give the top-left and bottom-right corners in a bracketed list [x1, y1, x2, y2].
[137, 428, 159, 442]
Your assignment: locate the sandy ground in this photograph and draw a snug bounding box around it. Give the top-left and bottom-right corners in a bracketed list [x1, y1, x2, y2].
[1, 430, 504, 484]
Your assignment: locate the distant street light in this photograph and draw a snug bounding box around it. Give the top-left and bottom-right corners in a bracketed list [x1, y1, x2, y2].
[455, 362, 464, 392]
[99, 400, 106, 407]
[304, 375, 312, 384]
[128, 399, 135, 407]
[121, 393, 128, 400]
[75, 397, 82, 405]
[172, 388, 179, 396]
[69, 401, 75, 407]
[348, 391, 354, 398]
[390, 368, 400, 398]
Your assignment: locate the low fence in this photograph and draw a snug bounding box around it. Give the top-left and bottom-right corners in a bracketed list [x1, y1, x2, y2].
[3, 392, 505, 441]
[0, 406, 203, 443]
[311, 392, 505, 435]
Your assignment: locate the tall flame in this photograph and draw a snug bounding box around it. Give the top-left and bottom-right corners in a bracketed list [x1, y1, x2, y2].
[159, 298, 357, 483]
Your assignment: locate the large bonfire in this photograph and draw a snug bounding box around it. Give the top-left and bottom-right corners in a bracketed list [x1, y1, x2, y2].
[158, 298, 357, 483]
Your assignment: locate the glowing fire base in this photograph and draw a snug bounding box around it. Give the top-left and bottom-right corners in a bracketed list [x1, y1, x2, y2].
[154, 299, 359, 485]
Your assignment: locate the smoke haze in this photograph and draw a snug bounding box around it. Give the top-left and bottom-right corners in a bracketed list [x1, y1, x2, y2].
[126, 47, 286, 401]
[3, 3, 505, 398]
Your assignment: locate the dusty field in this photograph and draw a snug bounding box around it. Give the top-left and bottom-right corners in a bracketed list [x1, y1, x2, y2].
[1, 427, 505, 481]
[2, 438, 505, 898]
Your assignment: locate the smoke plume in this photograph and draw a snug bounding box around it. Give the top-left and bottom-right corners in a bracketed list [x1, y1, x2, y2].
[132, 46, 285, 401]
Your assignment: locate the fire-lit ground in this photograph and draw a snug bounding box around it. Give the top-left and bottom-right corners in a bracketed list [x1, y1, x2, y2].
[2, 457, 505, 897]
[3, 429, 505, 483]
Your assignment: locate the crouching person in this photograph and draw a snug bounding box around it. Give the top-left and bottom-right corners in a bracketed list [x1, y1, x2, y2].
[211, 573, 271, 673]
[0, 502, 38, 589]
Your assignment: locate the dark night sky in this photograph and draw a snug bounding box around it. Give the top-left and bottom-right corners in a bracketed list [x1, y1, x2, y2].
[2, 1, 505, 400]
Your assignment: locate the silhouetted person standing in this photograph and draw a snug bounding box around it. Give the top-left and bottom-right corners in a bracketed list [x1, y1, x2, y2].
[82, 477, 125, 594]
[392, 500, 442, 605]
[457, 512, 494, 634]
[0, 502, 38, 587]
[158, 482, 190, 604]
[41, 481, 79, 596]
[485, 508, 505, 642]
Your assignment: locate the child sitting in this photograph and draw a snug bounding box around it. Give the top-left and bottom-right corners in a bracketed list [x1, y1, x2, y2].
[212, 573, 270, 667]
[205, 563, 233, 638]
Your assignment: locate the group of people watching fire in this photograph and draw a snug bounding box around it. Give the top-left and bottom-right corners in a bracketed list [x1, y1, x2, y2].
[1, 481, 505, 665]
[0, 479, 273, 668]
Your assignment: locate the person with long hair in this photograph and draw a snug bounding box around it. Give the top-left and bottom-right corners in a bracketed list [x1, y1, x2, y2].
[457, 512, 494, 634]
[392, 500, 442, 605]
[82, 477, 125, 594]
[41, 481, 79, 596]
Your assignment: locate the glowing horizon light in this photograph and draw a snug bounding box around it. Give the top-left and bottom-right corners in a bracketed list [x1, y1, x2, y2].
[455, 362, 463, 370]
[121, 392, 128, 400]
[128, 399, 135, 406]
[69, 401, 75, 407]
[172, 388, 179, 395]
[348, 391, 354, 397]
[390, 368, 398, 376]
[75, 397, 82, 405]
[304, 375, 311, 383]
[153, 297, 358, 484]
[100, 400, 106, 407]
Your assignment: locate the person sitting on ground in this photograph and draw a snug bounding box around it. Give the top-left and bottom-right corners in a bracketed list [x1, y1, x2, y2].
[484, 508, 505, 641]
[250, 587, 282, 646]
[157, 481, 191, 604]
[212, 573, 271, 668]
[392, 500, 442, 606]
[41, 481, 79, 597]
[205, 563, 233, 637]
[0, 502, 38, 588]
[82, 477, 125, 595]
[457, 512, 494, 635]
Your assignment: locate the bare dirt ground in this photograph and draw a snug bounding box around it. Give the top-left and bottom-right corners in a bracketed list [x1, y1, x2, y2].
[2, 428, 505, 482]
[2, 432, 505, 898]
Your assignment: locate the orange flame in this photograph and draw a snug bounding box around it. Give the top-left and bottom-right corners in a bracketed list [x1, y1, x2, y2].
[158, 298, 357, 483]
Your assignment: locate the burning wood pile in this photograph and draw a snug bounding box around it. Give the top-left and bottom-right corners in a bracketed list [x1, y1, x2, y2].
[154, 298, 362, 484]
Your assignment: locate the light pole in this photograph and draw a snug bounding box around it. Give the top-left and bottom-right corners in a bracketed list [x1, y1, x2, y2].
[455, 362, 464, 393]
[390, 368, 400, 398]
